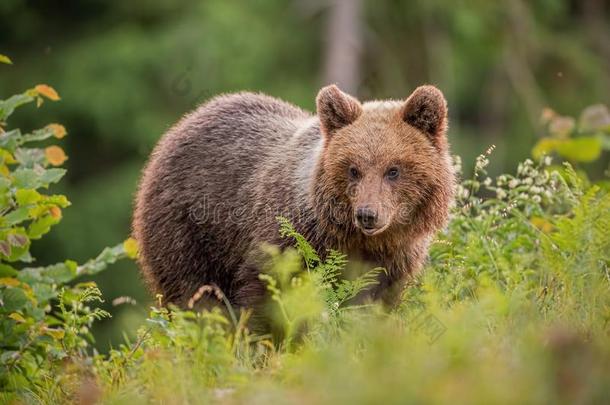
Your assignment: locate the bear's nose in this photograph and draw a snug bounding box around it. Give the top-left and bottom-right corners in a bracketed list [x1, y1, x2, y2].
[356, 207, 378, 229]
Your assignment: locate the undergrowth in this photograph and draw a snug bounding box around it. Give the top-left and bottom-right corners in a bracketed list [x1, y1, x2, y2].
[103, 154, 610, 404]
[1, 58, 609, 404]
[9, 152, 605, 405]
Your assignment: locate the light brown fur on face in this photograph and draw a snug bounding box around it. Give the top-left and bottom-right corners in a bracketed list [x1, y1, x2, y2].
[314, 85, 453, 243]
[133, 84, 455, 327]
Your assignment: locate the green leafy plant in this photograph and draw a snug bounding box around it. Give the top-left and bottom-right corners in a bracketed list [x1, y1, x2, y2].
[532, 105, 610, 165]
[276, 216, 383, 313]
[260, 218, 383, 346]
[6, 149, 606, 405]
[89, 150, 609, 404]
[0, 74, 135, 401]
[1, 53, 608, 403]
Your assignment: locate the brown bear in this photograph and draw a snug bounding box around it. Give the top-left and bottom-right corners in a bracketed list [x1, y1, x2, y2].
[133, 84, 455, 314]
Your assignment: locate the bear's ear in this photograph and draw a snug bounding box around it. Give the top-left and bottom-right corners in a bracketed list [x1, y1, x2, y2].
[401, 85, 448, 146]
[316, 84, 363, 137]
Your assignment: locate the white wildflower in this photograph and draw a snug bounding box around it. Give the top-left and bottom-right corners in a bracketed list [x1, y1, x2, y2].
[508, 179, 520, 189]
[535, 172, 549, 185]
[475, 155, 490, 172]
[496, 189, 507, 199]
[517, 163, 524, 175]
[456, 185, 469, 200]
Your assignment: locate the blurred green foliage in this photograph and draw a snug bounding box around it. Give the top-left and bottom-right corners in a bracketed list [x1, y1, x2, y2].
[1, 0, 609, 350]
[94, 154, 610, 404]
[5, 147, 608, 403]
[533, 104, 610, 166]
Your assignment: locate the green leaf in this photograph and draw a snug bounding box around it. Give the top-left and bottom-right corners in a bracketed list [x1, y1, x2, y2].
[78, 244, 126, 276]
[15, 189, 42, 206]
[123, 237, 139, 259]
[12, 168, 66, 189]
[0, 94, 34, 122]
[4, 207, 30, 226]
[8, 312, 26, 323]
[31, 283, 56, 303]
[7, 232, 28, 247]
[0, 264, 18, 277]
[0, 177, 11, 192]
[18, 260, 77, 286]
[44, 194, 70, 208]
[15, 250, 33, 263]
[556, 137, 603, 162]
[532, 138, 561, 160]
[4, 241, 30, 262]
[12, 168, 41, 189]
[21, 127, 55, 144]
[0, 54, 12, 64]
[42, 327, 65, 340]
[39, 168, 66, 186]
[0, 287, 28, 312]
[14, 148, 46, 167]
[0, 129, 22, 151]
[28, 214, 60, 240]
[43, 261, 77, 284]
[0, 240, 11, 257]
[532, 136, 603, 163]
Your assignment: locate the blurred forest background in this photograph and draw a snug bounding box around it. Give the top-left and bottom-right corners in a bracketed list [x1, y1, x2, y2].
[1, 0, 609, 350]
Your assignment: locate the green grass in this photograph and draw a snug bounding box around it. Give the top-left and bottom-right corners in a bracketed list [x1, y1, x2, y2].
[1, 83, 608, 403]
[75, 156, 610, 404]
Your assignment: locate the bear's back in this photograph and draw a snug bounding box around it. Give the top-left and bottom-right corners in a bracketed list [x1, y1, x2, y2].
[133, 92, 311, 305]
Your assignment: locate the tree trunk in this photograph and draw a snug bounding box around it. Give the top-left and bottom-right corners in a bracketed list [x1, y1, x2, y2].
[322, 0, 363, 95]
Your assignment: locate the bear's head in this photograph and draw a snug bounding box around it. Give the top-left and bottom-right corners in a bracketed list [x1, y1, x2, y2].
[313, 84, 455, 241]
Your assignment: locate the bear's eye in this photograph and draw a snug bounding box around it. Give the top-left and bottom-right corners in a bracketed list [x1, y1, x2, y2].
[348, 165, 360, 180]
[386, 167, 400, 180]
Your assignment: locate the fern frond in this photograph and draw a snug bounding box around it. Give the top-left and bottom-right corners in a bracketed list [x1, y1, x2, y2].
[277, 216, 320, 271]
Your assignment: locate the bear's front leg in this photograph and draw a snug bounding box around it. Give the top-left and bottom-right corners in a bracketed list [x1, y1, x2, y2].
[232, 260, 271, 333]
[372, 241, 429, 308]
[371, 270, 408, 308]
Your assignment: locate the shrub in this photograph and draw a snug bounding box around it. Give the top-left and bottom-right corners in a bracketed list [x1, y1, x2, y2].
[532, 104, 610, 183]
[2, 53, 608, 404]
[0, 71, 135, 402]
[84, 151, 609, 405]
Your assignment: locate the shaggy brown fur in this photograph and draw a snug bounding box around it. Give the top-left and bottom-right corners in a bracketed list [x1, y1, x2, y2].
[133, 84, 455, 317]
